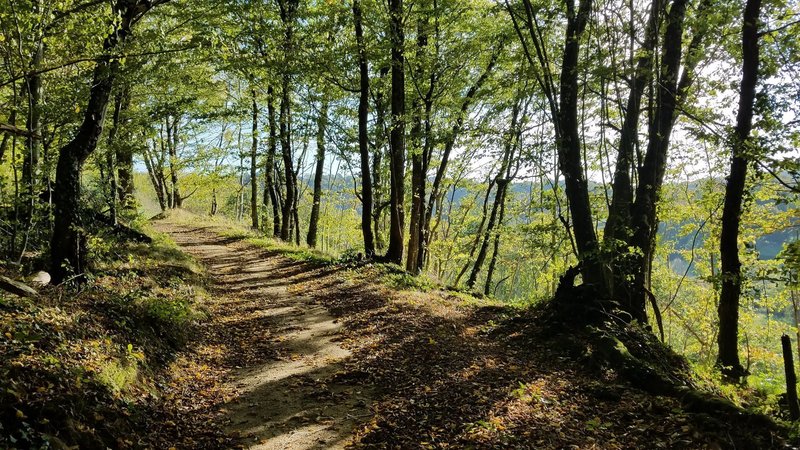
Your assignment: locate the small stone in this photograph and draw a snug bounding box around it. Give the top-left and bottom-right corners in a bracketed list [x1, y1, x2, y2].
[30, 271, 51, 287]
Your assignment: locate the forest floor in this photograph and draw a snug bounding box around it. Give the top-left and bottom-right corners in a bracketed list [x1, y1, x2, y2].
[1, 212, 791, 449]
[148, 215, 792, 449]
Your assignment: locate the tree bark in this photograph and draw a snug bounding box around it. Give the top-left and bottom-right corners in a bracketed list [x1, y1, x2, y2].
[114, 89, 134, 208]
[143, 142, 167, 211]
[467, 179, 509, 289]
[166, 116, 182, 208]
[266, 85, 281, 236]
[553, 0, 605, 292]
[385, 0, 406, 265]
[279, 77, 295, 242]
[105, 89, 125, 225]
[484, 192, 508, 296]
[717, 0, 761, 381]
[603, 0, 659, 247]
[278, 0, 299, 242]
[406, 15, 431, 274]
[250, 89, 259, 230]
[0, 111, 16, 163]
[354, 0, 376, 257]
[22, 41, 43, 218]
[467, 92, 522, 288]
[627, 0, 689, 322]
[373, 67, 390, 251]
[307, 98, 327, 248]
[455, 178, 495, 286]
[782, 334, 800, 420]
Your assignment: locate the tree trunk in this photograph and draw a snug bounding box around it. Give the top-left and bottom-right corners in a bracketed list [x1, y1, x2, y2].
[105, 89, 126, 226]
[467, 95, 521, 289]
[385, 0, 406, 265]
[279, 80, 295, 242]
[557, 0, 598, 282]
[603, 0, 659, 247]
[143, 142, 167, 211]
[372, 67, 390, 251]
[114, 89, 134, 208]
[266, 85, 281, 236]
[467, 179, 509, 289]
[627, 0, 689, 322]
[166, 116, 182, 209]
[783, 334, 800, 420]
[354, 0, 376, 257]
[455, 178, 495, 286]
[22, 39, 43, 220]
[483, 196, 507, 297]
[278, 0, 299, 242]
[0, 111, 17, 163]
[51, 1, 153, 283]
[250, 89, 259, 230]
[307, 99, 327, 248]
[406, 15, 433, 274]
[717, 0, 761, 381]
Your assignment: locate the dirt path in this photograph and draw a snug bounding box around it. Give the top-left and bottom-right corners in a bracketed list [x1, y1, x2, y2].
[153, 221, 372, 449]
[150, 218, 787, 450]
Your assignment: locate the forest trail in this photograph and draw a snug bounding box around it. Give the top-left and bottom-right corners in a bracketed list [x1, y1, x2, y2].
[149, 216, 785, 449]
[153, 220, 373, 449]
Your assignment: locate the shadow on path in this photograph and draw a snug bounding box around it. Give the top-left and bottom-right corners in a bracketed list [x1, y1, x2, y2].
[153, 221, 370, 450]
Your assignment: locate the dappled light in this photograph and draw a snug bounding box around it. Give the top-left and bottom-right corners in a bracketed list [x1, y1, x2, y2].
[0, 0, 798, 447]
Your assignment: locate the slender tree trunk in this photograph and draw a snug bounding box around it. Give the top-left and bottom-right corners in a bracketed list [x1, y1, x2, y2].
[266, 85, 281, 236]
[279, 81, 295, 241]
[406, 15, 432, 274]
[467, 179, 509, 289]
[143, 143, 166, 211]
[114, 89, 134, 208]
[455, 179, 495, 286]
[166, 116, 182, 208]
[467, 96, 521, 288]
[385, 0, 406, 265]
[307, 99, 327, 247]
[22, 37, 43, 196]
[278, 0, 299, 242]
[783, 334, 800, 420]
[250, 89, 259, 230]
[354, 0, 376, 256]
[557, 0, 599, 286]
[105, 89, 126, 226]
[717, 0, 761, 381]
[484, 194, 508, 296]
[373, 67, 390, 251]
[0, 111, 17, 163]
[604, 0, 659, 247]
[627, 0, 689, 322]
[419, 43, 502, 272]
[22, 39, 43, 225]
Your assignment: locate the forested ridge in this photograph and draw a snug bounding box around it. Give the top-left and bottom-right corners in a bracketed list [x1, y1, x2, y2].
[1, 0, 799, 448]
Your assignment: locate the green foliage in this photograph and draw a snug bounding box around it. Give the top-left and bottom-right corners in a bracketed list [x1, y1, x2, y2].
[382, 266, 438, 292]
[0, 0, 798, 434]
